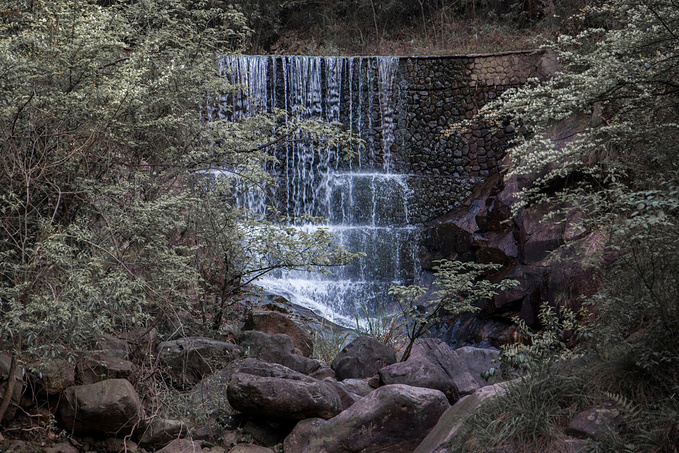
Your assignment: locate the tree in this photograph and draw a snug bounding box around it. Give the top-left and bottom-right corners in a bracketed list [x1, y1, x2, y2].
[389, 260, 518, 361]
[476, 0, 679, 447]
[483, 0, 679, 366]
[0, 0, 356, 421]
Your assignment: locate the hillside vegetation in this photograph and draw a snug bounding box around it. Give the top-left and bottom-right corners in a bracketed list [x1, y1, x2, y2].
[230, 0, 588, 55]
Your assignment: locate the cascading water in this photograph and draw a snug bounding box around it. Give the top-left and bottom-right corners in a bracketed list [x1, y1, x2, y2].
[220, 55, 420, 326]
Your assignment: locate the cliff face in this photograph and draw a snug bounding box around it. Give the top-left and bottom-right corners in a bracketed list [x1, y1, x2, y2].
[421, 151, 603, 347]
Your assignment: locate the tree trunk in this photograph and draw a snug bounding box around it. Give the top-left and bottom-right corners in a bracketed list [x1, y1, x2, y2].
[0, 354, 19, 423]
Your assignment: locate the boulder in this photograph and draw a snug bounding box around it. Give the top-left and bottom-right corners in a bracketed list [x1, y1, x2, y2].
[415, 382, 508, 453]
[331, 336, 397, 380]
[304, 384, 450, 453]
[243, 310, 313, 357]
[77, 352, 136, 385]
[186, 366, 236, 422]
[310, 367, 335, 380]
[156, 439, 205, 453]
[241, 419, 292, 447]
[338, 378, 373, 397]
[227, 359, 342, 421]
[31, 358, 75, 395]
[283, 418, 327, 453]
[518, 206, 564, 264]
[228, 446, 274, 453]
[239, 330, 322, 375]
[0, 353, 23, 422]
[99, 335, 132, 359]
[1, 440, 27, 452]
[59, 379, 142, 437]
[566, 403, 623, 439]
[97, 438, 142, 453]
[325, 379, 364, 410]
[379, 355, 460, 404]
[454, 346, 501, 387]
[157, 337, 243, 388]
[43, 441, 79, 453]
[137, 417, 189, 449]
[379, 338, 478, 403]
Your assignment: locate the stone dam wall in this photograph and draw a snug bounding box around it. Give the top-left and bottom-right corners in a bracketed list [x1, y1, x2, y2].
[397, 50, 554, 222]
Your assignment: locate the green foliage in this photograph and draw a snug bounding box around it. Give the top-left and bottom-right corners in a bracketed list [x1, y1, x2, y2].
[0, 0, 246, 360]
[239, 0, 569, 54]
[483, 0, 679, 386]
[389, 260, 518, 361]
[311, 321, 352, 364]
[462, 0, 679, 448]
[452, 365, 590, 451]
[500, 303, 585, 374]
[353, 302, 404, 350]
[0, 0, 359, 373]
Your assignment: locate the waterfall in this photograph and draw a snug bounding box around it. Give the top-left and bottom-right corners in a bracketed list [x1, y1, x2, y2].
[219, 55, 420, 326]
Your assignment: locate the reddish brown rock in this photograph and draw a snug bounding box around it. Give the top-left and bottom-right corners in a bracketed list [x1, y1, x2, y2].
[243, 310, 313, 357]
[239, 331, 322, 375]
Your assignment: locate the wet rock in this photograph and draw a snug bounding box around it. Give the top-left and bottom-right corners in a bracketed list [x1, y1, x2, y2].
[304, 384, 450, 453]
[158, 337, 243, 388]
[59, 379, 142, 437]
[239, 331, 322, 375]
[331, 336, 397, 380]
